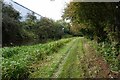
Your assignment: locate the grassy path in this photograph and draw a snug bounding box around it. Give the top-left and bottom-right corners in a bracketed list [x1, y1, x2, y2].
[2, 37, 119, 79]
[51, 38, 81, 78]
[30, 37, 87, 78]
[30, 37, 120, 78]
[30, 38, 78, 78]
[58, 38, 82, 78]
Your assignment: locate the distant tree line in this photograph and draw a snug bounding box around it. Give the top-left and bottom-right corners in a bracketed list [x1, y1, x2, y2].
[2, 2, 71, 47]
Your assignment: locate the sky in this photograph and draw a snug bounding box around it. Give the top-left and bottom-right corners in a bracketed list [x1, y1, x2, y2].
[7, 0, 71, 20]
[4, 0, 118, 20]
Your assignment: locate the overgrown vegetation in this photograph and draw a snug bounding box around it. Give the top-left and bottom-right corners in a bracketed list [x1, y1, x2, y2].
[2, 38, 72, 80]
[97, 42, 120, 71]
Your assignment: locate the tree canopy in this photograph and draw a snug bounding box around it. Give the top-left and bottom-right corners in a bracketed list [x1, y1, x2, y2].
[2, 2, 71, 46]
[63, 2, 120, 43]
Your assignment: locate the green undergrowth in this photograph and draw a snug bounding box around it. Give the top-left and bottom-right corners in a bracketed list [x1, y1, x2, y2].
[88, 40, 120, 72]
[97, 42, 120, 72]
[2, 38, 73, 80]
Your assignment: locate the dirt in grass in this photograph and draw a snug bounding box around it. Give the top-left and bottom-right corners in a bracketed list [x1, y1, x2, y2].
[83, 41, 120, 78]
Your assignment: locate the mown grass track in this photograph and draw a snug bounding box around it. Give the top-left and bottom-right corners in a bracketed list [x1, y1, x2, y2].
[30, 37, 85, 78]
[30, 38, 77, 78]
[2, 37, 120, 79]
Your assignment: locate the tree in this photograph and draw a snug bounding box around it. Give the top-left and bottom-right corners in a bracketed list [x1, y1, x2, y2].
[2, 2, 22, 46]
[63, 2, 120, 43]
[35, 17, 65, 41]
[25, 12, 37, 30]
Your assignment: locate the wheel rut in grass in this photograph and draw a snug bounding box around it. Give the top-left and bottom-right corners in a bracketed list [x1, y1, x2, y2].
[51, 38, 79, 78]
[58, 37, 84, 78]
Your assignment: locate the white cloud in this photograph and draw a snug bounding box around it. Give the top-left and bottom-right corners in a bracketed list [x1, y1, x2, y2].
[12, 0, 71, 20]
